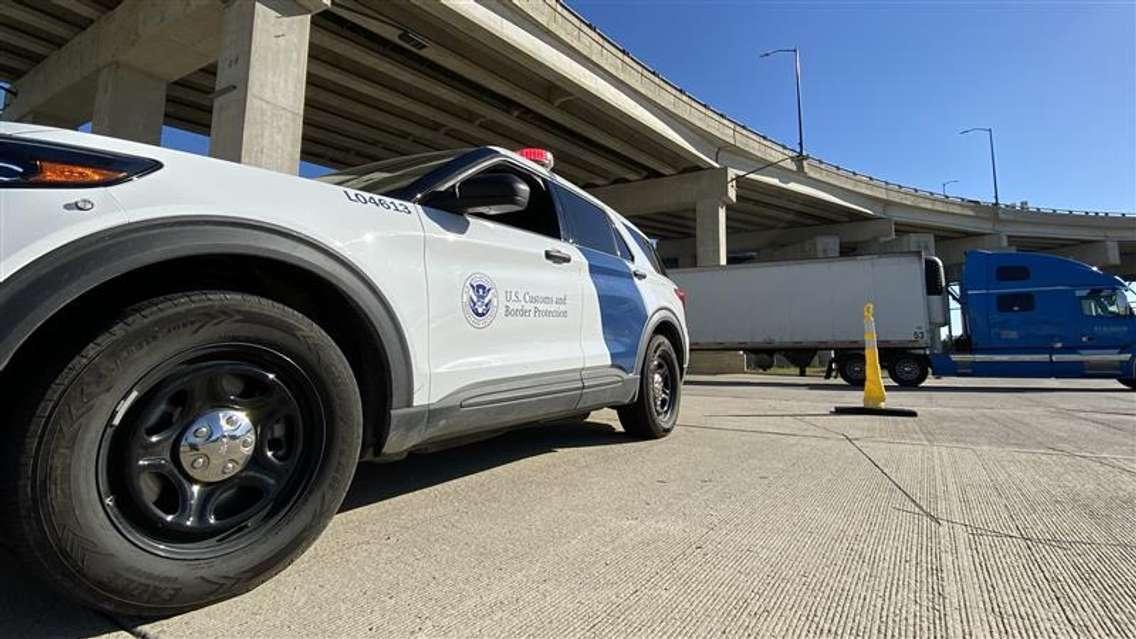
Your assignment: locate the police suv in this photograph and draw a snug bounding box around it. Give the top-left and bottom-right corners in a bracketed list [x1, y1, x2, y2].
[0, 123, 688, 615]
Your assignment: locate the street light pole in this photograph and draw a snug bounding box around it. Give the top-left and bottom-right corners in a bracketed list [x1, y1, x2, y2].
[960, 127, 1000, 207]
[941, 179, 959, 196]
[760, 47, 804, 157]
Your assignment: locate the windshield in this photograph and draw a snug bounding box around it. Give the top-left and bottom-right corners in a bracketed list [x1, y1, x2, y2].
[317, 149, 472, 197]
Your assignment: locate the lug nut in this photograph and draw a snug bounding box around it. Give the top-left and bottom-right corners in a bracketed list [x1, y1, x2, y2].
[222, 460, 238, 475]
[241, 436, 255, 450]
[191, 456, 208, 470]
[194, 426, 209, 438]
[224, 413, 240, 428]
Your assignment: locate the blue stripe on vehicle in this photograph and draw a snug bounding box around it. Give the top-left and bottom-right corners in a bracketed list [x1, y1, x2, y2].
[578, 247, 648, 373]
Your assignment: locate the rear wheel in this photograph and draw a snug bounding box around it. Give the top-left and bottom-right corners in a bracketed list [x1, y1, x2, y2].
[618, 335, 681, 439]
[1, 292, 362, 616]
[837, 354, 866, 387]
[888, 355, 929, 387]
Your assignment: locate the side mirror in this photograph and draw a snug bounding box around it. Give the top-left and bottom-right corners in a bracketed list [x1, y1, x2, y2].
[423, 173, 530, 216]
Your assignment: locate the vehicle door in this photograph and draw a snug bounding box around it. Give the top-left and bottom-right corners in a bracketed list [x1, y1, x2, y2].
[550, 182, 648, 405]
[1053, 288, 1136, 377]
[417, 159, 585, 440]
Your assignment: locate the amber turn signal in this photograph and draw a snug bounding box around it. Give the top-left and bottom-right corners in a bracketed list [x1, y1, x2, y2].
[29, 161, 127, 185]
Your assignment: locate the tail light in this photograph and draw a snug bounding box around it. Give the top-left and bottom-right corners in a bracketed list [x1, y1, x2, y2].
[675, 287, 687, 308]
[0, 138, 161, 188]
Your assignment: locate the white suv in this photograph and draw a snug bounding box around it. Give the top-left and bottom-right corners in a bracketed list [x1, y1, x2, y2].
[0, 124, 688, 615]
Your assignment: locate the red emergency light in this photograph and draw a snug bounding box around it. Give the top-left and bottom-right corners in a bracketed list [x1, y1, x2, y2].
[517, 147, 554, 170]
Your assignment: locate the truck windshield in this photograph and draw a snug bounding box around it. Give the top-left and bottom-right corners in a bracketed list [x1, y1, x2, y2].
[317, 149, 472, 197]
[1079, 290, 1133, 317]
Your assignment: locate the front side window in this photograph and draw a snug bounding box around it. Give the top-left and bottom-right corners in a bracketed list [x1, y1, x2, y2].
[997, 293, 1035, 313]
[1080, 290, 1133, 317]
[554, 185, 618, 256]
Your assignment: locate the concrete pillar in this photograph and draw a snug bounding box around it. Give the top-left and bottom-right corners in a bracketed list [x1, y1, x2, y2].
[1050, 241, 1120, 267]
[20, 111, 82, 128]
[937, 233, 1011, 266]
[754, 235, 840, 262]
[857, 233, 936, 256]
[210, 0, 317, 174]
[695, 199, 727, 266]
[92, 63, 166, 145]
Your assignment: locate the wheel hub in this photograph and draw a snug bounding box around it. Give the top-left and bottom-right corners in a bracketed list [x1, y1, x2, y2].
[178, 409, 256, 483]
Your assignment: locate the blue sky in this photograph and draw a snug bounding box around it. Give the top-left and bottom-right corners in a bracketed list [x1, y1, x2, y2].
[567, 0, 1136, 212]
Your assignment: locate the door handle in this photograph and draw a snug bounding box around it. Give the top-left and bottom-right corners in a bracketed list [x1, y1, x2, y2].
[544, 248, 572, 264]
[632, 268, 648, 280]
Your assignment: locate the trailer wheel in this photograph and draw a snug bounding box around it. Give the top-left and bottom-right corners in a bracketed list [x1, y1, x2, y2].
[888, 355, 929, 387]
[837, 355, 866, 387]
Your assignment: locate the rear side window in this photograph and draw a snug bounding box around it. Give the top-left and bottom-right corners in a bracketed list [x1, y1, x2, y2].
[623, 224, 668, 275]
[554, 185, 618, 256]
[996, 293, 1035, 313]
[996, 265, 1030, 282]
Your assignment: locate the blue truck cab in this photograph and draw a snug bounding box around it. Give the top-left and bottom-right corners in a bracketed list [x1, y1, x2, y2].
[931, 251, 1136, 387]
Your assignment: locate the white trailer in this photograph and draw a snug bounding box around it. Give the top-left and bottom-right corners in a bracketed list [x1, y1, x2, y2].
[670, 253, 946, 386]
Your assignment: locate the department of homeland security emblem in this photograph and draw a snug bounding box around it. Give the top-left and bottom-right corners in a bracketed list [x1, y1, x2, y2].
[462, 273, 497, 328]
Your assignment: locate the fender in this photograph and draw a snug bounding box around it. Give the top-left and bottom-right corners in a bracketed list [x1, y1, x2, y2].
[0, 216, 414, 411]
[632, 307, 687, 379]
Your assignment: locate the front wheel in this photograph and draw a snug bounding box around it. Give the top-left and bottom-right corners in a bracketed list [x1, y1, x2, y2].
[888, 355, 929, 387]
[617, 335, 681, 439]
[1, 292, 363, 616]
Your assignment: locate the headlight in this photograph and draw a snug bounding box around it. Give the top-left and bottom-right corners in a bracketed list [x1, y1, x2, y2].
[0, 137, 161, 188]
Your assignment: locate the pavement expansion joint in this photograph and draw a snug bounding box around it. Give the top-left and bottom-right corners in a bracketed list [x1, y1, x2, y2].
[839, 433, 942, 526]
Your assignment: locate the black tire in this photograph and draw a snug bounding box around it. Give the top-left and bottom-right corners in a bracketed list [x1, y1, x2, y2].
[0, 292, 362, 616]
[837, 354, 866, 387]
[888, 355, 929, 388]
[617, 335, 681, 439]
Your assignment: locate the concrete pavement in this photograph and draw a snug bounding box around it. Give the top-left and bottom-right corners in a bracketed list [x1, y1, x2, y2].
[2, 375, 1133, 637]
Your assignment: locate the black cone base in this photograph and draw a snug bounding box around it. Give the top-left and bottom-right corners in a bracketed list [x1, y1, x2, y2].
[831, 406, 918, 417]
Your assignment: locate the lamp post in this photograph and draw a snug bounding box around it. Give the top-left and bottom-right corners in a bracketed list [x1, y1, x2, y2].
[759, 47, 804, 157]
[959, 127, 1000, 207]
[941, 179, 959, 196]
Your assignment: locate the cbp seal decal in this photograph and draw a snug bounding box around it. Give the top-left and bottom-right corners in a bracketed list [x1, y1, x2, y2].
[462, 273, 497, 328]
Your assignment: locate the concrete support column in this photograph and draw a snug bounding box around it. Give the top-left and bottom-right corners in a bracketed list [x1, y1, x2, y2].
[1050, 241, 1120, 268]
[695, 199, 727, 266]
[209, 0, 317, 174]
[92, 63, 166, 144]
[754, 235, 840, 262]
[937, 233, 1011, 266]
[857, 232, 936, 256]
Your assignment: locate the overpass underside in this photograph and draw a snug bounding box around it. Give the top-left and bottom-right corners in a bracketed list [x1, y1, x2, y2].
[2, 0, 1133, 279]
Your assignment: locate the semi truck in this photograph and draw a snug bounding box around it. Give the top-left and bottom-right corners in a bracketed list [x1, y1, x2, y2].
[671, 251, 1136, 389]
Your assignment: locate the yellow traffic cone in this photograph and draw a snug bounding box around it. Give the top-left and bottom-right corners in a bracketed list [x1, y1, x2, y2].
[862, 303, 887, 409]
[832, 302, 918, 417]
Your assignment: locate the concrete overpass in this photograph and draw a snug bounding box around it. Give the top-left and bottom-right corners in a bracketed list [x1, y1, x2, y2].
[2, 0, 1133, 278]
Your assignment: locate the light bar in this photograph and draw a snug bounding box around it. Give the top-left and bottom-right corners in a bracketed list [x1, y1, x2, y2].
[517, 147, 554, 170]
